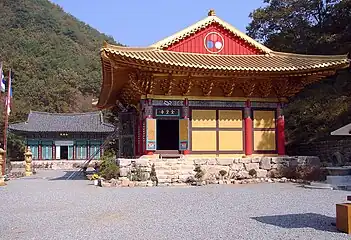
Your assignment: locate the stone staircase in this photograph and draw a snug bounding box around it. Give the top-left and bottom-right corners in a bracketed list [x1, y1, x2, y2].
[150, 158, 195, 184]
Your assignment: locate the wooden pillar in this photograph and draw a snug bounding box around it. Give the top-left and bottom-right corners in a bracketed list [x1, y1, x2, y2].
[87, 141, 90, 159]
[144, 99, 154, 155]
[277, 103, 286, 156]
[72, 144, 75, 160]
[244, 100, 253, 156]
[182, 98, 190, 155]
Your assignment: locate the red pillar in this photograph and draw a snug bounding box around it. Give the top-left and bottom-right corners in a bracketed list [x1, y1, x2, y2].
[38, 144, 42, 160]
[244, 100, 253, 156]
[144, 99, 154, 155]
[277, 104, 286, 156]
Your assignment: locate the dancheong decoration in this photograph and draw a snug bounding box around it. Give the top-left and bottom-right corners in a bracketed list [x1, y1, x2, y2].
[204, 32, 224, 53]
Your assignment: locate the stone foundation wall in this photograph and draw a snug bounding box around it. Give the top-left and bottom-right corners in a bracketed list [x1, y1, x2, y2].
[117, 156, 320, 184]
[11, 160, 99, 170]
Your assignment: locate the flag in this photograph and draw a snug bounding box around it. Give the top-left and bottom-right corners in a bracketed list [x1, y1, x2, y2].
[5, 71, 12, 115]
[0, 64, 5, 93]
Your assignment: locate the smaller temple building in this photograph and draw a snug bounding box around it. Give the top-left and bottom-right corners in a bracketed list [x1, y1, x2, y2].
[9, 111, 115, 160]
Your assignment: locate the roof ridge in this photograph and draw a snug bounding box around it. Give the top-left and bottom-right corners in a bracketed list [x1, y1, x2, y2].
[30, 111, 102, 116]
[271, 51, 349, 59]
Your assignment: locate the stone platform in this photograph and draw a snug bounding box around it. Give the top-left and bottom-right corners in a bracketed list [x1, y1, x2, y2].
[11, 160, 99, 170]
[118, 156, 321, 184]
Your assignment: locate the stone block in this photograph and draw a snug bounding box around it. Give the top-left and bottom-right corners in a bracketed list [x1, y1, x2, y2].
[119, 168, 130, 177]
[306, 156, 321, 167]
[207, 158, 217, 165]
[165, 159, 179, 165]
[120, 178, 130, 187]
[230, 163, 244, 171]
[136, 181, 148, 187]
[240, 158, 252, 164]
[135, 159, 150, 167]
[252, 157, 261, 163]
[117, 158, 132, 167]
[256, 169, 268, 178]
[193, 158, 208, 165]
[216, 158, 234, 165]
[260, 157, 271, 170]
[237, 170, 250, 179]
[271, 157, 285, 164]
[178, 174, 193, 182]
[244, 163, 259, 171]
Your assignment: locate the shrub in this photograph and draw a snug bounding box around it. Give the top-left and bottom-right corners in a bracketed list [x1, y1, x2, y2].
[194, 165, 204, 181]
[219, 170, 227, 179]
[150, 163, 158, 185]
[248, 169, 257, 177]
[99, 151, 119, 180]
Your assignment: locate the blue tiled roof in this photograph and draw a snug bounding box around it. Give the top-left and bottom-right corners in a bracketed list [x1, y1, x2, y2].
[9, 111, 115, 133]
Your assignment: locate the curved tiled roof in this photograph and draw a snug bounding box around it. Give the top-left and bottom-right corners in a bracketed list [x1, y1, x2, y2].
[9, 111, 115, 133]
[102, 43, 349, 73]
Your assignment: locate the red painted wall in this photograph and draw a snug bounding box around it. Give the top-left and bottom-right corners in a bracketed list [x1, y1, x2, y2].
[166, 23, 262, 55]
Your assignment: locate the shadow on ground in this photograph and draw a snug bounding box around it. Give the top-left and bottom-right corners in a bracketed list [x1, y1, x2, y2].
[251, 213, 337, 233]
[48, 170, 90, 181]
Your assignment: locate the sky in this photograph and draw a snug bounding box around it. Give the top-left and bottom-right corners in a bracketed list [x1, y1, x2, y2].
[51, 0, 265, 47]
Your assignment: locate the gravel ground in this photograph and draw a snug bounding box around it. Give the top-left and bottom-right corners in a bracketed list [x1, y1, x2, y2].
[0, 170, 350, 240]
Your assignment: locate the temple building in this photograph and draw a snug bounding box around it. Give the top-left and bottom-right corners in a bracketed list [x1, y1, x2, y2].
[9, 111, 114, 160]
[96, 10, 350, 158]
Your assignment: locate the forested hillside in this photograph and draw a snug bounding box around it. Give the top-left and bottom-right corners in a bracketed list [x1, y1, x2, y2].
[248, 0, 351, 147]
[0, 0, 120, 122]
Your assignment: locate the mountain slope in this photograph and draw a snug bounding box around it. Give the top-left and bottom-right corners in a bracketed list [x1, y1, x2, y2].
[0, 0, 121, 122]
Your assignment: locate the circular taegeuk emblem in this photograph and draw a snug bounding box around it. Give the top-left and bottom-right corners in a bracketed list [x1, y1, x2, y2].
[204, 32, 224, 53]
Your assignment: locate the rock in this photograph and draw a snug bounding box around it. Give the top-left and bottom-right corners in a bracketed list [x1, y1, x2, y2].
[271, 157, 285, 164]
[237, 170, 250, 179]
[233, 180, 242, 184]
[267, 178, 274, 183]
[233, 158, 241, 164]
[260, 157, 271, 170]
[178, 174, 193, 182]
[128, 181, 135, 187]
[121, 178, 130, 187]
[216, 158, 234, 165]
[137, 181, 147, 187]
[101, 181, 112, 187]
[218, 180, 224, 184]
[119, 168, 130, 177]
[256, 169, 268, 178]
[224, 180, 230, 184]
[117, 158, 132, 167]
[193, 158, 208, 165]
[244, 163, 259, 171]
[252, 157, 261, 163]
[135, 159, 149, 167]
[306, 156, 321, 167]
[146, 181, 153, 187]
[281, 177, 288, 182]
[207, 158, 217, 165]
[230, 163, 244, 171]
[240, 158, 251, 164]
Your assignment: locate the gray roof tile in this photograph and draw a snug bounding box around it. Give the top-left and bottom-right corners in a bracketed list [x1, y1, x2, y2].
[9, 111, 115, 133]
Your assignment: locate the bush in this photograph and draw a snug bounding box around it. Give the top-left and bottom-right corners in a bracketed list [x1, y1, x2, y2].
[248, 169, 257, 178]
[150, 163, 158, 185]
[99, 151, 119, 180]
[194, 165, 204, 181]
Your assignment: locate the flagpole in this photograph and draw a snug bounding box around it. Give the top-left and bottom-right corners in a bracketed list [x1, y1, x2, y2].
[2, 69, 11, 175]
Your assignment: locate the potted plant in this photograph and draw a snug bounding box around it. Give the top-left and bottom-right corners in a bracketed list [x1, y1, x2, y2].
[91, 173, 101, 186]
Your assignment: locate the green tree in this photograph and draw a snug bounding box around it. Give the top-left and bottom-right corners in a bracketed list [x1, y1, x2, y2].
[247, 0, 351, 146]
